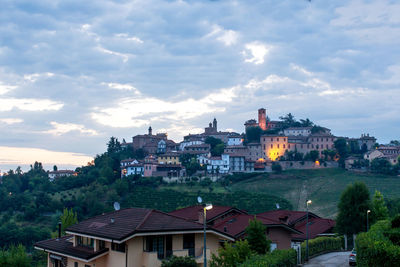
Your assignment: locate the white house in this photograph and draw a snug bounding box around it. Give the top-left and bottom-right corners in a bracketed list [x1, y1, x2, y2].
[48, 170, 76, 182]
[283, 127, 312, 137]
[227, 134, 242, 146]
[206, 155, 230, 174]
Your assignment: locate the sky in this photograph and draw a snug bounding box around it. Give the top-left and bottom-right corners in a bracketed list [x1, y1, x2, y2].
[0, 0, 399, 172]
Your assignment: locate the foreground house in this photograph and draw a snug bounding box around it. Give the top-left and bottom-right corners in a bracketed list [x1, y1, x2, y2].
[35, 208, 233, 267]
[171, 206, 335, 250]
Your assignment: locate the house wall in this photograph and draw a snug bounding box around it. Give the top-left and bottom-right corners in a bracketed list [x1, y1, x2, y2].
[260, 136, 289, 161]
[267, 228, 292, 250]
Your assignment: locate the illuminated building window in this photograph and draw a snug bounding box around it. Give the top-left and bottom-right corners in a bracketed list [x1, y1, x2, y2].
[270, 144, 273, 148]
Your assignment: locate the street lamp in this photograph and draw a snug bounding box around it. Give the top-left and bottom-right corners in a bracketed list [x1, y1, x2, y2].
[367, 210, 371, 232]
[203, 203, 213, 267]
[306, 200, 312, 262]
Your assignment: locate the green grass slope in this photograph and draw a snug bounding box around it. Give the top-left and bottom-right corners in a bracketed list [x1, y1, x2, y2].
[230, 168, 400, 218]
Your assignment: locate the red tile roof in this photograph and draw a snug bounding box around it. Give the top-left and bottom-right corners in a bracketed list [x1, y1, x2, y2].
[291, 217, 336, 240]
[35, 236, 109, 261]
[66, 208, 207, 241]
[212, 214, 301, 239]
[257, 210, 319, 225]
[169, 205, 246, 223]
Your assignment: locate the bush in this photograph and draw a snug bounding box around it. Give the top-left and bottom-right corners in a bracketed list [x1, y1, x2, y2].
[240, 249, 297, 267]
[161, 256, 197, 267]
[301, 236, 342, 261]
[210, 240, 252, 267]
[271, 163, 282, 173]
[356, 219, 400, 266]
[392, 214, 400, 228]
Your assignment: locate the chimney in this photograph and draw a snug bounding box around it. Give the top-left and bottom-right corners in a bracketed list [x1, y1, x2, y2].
[198, 211, 204, 224]
[58, 221, 61, 239]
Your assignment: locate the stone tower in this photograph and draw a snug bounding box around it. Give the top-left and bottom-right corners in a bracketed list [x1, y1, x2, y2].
[148, 126, 152, 135]
[213, 118, 217, 131]
[258, 108, 267, 130]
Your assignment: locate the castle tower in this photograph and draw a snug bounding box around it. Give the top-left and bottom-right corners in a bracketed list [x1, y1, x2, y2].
[213, 118, 217, 131]
[258, 108, 267, 130]
[148, 126, 152, 135]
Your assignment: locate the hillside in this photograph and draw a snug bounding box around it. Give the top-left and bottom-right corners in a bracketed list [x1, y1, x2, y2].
[229, 168, 400, 218]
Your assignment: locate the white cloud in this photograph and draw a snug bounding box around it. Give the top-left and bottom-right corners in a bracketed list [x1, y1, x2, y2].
[44, 122, 99, 136]
[242, 42, 271, 65]
[96, 46, 132, 63]
[0, 82, 17, 95]
[0, 98, 63, 112]
[0, 146, 93, 167]
[290, 64, 313, 77]
[91, 87, 239, 128]
[102, 82, 141, 94]
[114, 33, 144, 44]
[206, 24, 239, 46]
[0, 118, 23, 125]
[24, 72, 54, 82]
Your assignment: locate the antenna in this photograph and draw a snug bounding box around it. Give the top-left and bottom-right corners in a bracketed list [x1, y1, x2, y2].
[197, 196, 203, 204]
[275, 203, 280, 209]
[113, 202, 120, 211]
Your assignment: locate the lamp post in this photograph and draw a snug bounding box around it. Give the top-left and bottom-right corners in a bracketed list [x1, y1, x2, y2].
[306, 200, 312, 262]
[203, 203, 213, 267]
[367, 210, 371, 232]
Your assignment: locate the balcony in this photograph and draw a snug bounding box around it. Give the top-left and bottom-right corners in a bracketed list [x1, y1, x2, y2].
[194, 247, 211, 264]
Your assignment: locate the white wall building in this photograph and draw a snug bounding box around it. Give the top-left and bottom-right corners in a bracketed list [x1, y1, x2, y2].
[283, 127, 312, 137]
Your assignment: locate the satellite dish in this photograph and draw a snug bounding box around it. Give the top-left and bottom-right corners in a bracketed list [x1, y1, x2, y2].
[275, 203, 280, 209]
[113, 202, 120, 211]
[197, 196, 203, 204]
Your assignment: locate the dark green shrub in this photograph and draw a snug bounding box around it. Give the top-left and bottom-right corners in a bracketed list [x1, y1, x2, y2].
[240, 249, 297, 267]
[161, 256, 196, 267]
[300, 236, 342, 261]
[392, 214, 400, 228]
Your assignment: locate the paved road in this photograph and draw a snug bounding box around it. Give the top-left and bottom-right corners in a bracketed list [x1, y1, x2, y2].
[303, 252, 350, 267]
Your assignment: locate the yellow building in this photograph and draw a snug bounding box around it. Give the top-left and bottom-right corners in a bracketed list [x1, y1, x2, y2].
[35, 208, 233, 267]
[260, 135, 289, 161]
[157, 153, 181, 165]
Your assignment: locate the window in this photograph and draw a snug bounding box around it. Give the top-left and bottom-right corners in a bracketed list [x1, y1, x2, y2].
[144, 236, 165, 259]
[183, 234, 195, 257]
[74, 263, 78, 267]
[277, 144, 280, 148]
[99, 240, 106, 250]
[111, 242, 126, 253]
[77, 236, 94, 248]
[277, 138, 279, 141]
[270, 144, 273, 148]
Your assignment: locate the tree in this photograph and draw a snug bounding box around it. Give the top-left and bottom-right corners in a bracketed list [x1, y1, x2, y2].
[300, 118, 314, 127]
[371, 158, 397, 175]
[271, 163, 282, 173]
[371, 190, 389, 224]
[53, 165, 58, 172]
[245, 126, 262, 143]
[305, 150, 319, 162]
[334, 138, 348, 168]
[60, 208, 78, 234]
[210, 240, 252, 267]
[279, 113, 297, 128]
[0, 244, 31, 267]
[212, 143, 225, 157]
[245, 218, 270, 254]
[161, 256, 197, 267]
[336, 182, 371, 235]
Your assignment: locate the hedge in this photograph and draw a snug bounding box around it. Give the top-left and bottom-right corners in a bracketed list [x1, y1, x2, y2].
[356, 219, 400, 266]
[239, 249, 297, 267]
[300, 236, 343, 261]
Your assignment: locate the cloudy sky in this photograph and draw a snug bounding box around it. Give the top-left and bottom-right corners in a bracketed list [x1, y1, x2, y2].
[1, 0, 399, 171]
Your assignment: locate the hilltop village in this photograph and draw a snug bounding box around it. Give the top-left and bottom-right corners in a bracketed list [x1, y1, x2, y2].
[89, 107, 397, 181]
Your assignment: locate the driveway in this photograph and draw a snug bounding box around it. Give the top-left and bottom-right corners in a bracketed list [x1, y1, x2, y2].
[303, 251, 350, 267]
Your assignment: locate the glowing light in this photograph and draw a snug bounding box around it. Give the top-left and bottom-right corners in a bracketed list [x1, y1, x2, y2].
[315, 160, 320, 166]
